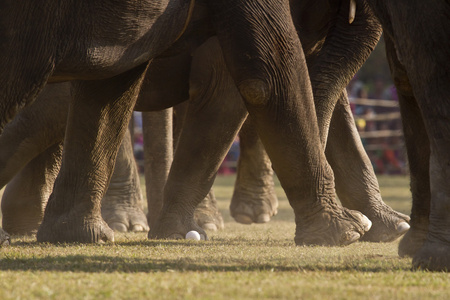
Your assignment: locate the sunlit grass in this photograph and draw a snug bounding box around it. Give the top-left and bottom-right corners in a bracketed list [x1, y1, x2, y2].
[1, 175, 449, 299]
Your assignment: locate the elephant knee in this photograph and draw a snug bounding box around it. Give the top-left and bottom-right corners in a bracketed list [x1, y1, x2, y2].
[238, 79, 270, 106]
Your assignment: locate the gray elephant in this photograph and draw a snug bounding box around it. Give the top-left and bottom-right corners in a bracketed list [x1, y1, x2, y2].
[0, 82, 149, 235]
[143, 0, 409, 243]
[0, 82, 225, 236]
[0, 0, 374, 245]
[361, 0, 450, 271]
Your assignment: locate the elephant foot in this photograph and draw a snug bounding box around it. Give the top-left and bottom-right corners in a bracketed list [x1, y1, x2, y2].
[194, 191, 224, 231]
[398, 226, 428, 257]
[149, 207, 207, 240]
[0, 228, 10, 247]
[413, 239, 450, 271]
[2, 213, 43, 236]
[295, 206, 372, 246]
[359, 204, 410, 242]
[230, 186, 278, 224]
[37, 213, 114, 244]
[101, 204, 149, 233]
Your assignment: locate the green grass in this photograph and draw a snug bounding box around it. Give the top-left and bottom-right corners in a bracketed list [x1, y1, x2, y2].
[1, 175, 449, 299]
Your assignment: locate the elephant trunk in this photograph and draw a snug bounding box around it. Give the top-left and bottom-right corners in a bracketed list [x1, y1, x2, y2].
[308, 0, 382, 146]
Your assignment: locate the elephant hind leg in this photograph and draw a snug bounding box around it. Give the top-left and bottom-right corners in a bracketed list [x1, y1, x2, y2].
[382, 34, 431, 257]
[2, 143, 63, 235]
[101, 129, 149, 233]
[194, 190, 224, 231]
[388, 8, 450, 270]
[411, 80, 450, 271]
[230, 118, 278, 224]
[396, 91, 430, 257]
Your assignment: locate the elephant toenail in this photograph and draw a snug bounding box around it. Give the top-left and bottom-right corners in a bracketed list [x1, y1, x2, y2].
[396, 222, 410, 234]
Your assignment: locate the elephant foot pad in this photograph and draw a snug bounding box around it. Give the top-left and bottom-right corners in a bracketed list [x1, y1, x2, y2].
[194, 208, 224, 232]
[102, 205, 149, 233]
[230, 189, 278, 225]
[194, 194, 224, 231]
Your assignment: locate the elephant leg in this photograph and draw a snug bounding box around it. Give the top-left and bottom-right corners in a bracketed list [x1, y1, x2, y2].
[139, 53, 189, 229]
[2, 143, 63, 235]
[149, 37, 247, 240]
[0, 84, 68, 235]
[0, 83, 69, 187]
[325, 91, 410, 242]
[381, 34, 431, 257]
[36, 64, 147, 243]
[412, 100, 450, 270]
[101, 128, 149, 233]
[388, 13, 450, 270]
[142, 109, 174, 229]
[230, 117, 278, 224]
[142, 57, 224, 232]
[396, 94, 430, 257]
[209, 1, 370, 246]
[173, 102, 225, 231]
[194, 190, 224, 231]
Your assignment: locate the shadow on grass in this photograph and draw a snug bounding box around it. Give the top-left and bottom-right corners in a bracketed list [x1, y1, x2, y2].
[0, 254, 410, 273]
[5, 236, 296, 248]
[0, 238, 411, 274]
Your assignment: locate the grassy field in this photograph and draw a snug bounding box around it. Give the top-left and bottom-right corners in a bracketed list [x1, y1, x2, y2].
[1, 175, 449, 299]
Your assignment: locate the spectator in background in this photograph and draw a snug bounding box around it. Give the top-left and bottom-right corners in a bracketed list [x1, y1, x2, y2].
[383, 84, 398, 101]
[369, 76, 386, 100]
[347, 75, 365, 114]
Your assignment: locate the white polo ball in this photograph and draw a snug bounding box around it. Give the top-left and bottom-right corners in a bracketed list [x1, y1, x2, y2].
[185, 230, 201, 241]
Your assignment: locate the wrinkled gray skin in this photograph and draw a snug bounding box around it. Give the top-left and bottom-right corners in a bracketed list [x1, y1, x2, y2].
[0, 0, 196, 243]
[363, 0, 450, 271]
[0, 83, 221, 236]
[0, 0, 375, 246]
[230, 119, 279, 225]
[0, 83, 149, 235]
[141, 107, 224, 231]
[142, 0, 409, 243]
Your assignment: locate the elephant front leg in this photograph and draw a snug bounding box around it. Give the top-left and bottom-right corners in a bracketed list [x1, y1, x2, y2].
[210, 0, 371, 246]
[36, 65, 148, 243]
[149, 37, 247, 240]
[142, 109, 174, 229]
[326, 92, 410, 242]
